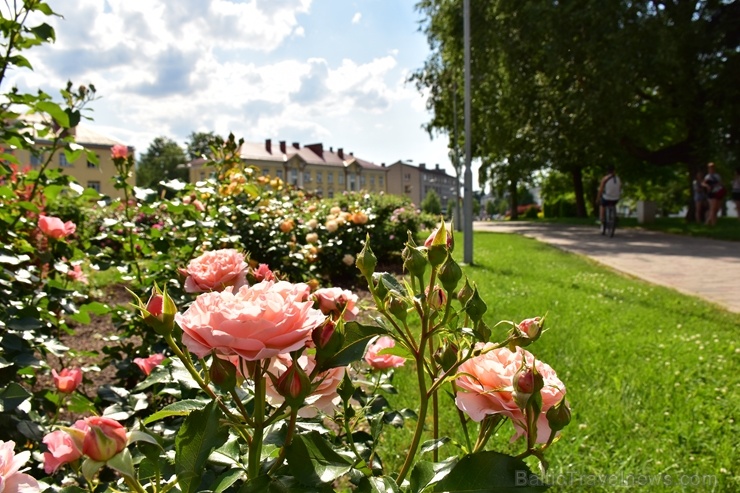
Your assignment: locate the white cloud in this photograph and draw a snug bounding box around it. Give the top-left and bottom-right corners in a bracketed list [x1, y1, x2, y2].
[351, 12, 362, 24]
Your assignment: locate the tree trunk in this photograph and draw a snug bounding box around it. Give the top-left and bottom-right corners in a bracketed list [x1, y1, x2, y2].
[571, 166, 587, 217]
[509, 179, 519, 220]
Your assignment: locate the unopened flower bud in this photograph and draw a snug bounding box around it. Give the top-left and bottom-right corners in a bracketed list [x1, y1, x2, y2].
[274, 362, 311, 408]
[464, 287, 487, 323]
[387, 296, 408, 322]
[372, 273, 389, 302]
[426, 285, 447, 312]
[457, 279, 474, 305]
[131, 284, 177, 336]
[402, 244, 427, 278]
[82, 417, 128, 462]
[438, 258, 462, 293]
[209, 357, 237, 389]
[434, 342, 458, 373]
[356, 235, 377, 277]
[546, 397, 571, 433]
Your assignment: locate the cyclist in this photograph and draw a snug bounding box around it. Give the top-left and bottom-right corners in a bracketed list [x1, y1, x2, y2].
[598, 165, 621, 230]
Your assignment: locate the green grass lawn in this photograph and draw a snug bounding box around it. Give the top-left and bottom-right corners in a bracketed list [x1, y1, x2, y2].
[539, 215, 740, 242]
[374, 232, 739, 492]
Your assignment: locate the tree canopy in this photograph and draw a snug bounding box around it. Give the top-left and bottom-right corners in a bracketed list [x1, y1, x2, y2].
[136, 137, 188, 188]
[413, 0, 740, 219]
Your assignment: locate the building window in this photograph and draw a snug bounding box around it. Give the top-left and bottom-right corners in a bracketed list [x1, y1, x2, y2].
[404, 173, 411, 181]
[328, 190, 334, 198]
[404, 185, 412, 194]
[30, 152, 44, 167]
[360, 175, 366, 187]
[327, 172, 333, 184]
[338, 173, 344, 185]
[59, 153, 72, 168]
[379, 176, 384, 186]
[370, 176, 375, 187]
[262, 169, 269, 176]
[349, 174, 356, 191]
[277, 170, 284, 179]
[290, 169, 298, 185]
[87, 156, 97, 168]
[304, 171, 311, 183]
[87, 180, 101, 192]
[316, 172, 323, 184]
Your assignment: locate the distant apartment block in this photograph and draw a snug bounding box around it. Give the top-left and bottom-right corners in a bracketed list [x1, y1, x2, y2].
[385, 161, 458, 210]
[189, 139, 388, 198]
[9, 121, 134, 199]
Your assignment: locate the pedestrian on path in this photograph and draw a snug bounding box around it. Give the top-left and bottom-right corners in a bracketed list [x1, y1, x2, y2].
[702, 162, 725, 226]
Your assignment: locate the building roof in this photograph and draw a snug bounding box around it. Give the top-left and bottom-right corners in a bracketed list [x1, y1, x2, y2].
[18, 114, 127, 147]
[236, 139, 386, 171]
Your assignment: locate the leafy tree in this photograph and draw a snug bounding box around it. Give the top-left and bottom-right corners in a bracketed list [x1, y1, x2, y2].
[186, 131, 217, 161]
[422, 189, 442, 215]
[136, 137, 188, 188]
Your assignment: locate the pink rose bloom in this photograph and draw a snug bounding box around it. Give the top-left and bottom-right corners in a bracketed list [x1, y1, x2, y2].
[265, 353, 345, 418]
[252, 263, 275, 282]
[364, 336, 405, 370]
[133, 353, 166, 376]
[455, 344, 566, 444]
[51, 368, 83, 393]
[313, 287, 359, 321]
[518, 317, 541, 339]
[38, 214, 76, 239]
[82, 417, 128, 462]
[0, 440, 40, 492]
[183, 249, 249, 293]
[111, 144, 128, 159]
[175, 281, 326, 361]
[42, 429, 83, 474]
[67, 264, 88, 284]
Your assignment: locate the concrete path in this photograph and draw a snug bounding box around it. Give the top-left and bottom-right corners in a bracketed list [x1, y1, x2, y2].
[472, 221, 740, 314]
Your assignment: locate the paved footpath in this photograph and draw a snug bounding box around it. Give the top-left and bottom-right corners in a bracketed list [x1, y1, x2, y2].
[473, 221, 740, 314]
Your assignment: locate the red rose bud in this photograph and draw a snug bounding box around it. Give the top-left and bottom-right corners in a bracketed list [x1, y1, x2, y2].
[427, 285, 447, 311]
[52, 368, 83, 393]
[82, 417, 128, 462]
[131, 284, 177, 336]
[275, 362, 311, 408]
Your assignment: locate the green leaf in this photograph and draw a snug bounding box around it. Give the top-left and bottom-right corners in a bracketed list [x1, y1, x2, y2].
[0, 383, 31, 412]
[212, 468, 245, 493]
[432, 451, 548, 492]
[420, 437, 451, 455]
[67, 392, 96, 415]
[30, 22, 55, 42]
[410, 461, 435, 493]
[36, 101, 69, 127]
[357, 476, 400, 493]
[7, 317, 42, 331]
[107, 448, 136, 478]
[321, 322, 387, 370]
[240, 475, 335, 493]
[143, 399, 208, 424]
[378, 272, 407, 296]
[285, 431, 353, 487]
[81, 458, 104, 481]
[175, 401, 229, 493]
[128, 430, 161, 447]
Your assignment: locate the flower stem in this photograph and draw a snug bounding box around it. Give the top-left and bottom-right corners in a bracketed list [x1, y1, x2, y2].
[247, 361, 266, 479]
[395, 351, 429, 485]
[123, 474, 148, 493]
[267, 408, 298, 475]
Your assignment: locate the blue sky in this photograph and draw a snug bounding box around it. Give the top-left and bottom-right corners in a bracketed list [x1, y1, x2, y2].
[8, 0, 460, 176]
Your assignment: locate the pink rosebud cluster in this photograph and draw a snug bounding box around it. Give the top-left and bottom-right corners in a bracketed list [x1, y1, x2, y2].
[0, 440, 40, 493]
[364, 336, 406, 370]
[111, 144, 128, 160]
[134, 353, 166, 376]
[43, 417, 128, 473]
[38, 215, 76, 239]
[455, 344, 567, 444]
[52, 367, 83, 393]
[182, 249, 250, 293]
[313, 287, 359, 321]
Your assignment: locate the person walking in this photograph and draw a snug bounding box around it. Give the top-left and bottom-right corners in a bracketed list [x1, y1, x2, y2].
[598, 165, 621, 225]
[693, 170, 708, 223]
[702, 162, 725, 226]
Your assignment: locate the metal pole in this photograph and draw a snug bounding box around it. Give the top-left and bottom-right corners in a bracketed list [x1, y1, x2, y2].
[463, 0, 473, 264]
[453, 81, 462, 232]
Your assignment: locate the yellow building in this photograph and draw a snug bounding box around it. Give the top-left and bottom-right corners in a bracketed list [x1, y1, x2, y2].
[12, 124, 134, 199]
[386, 161, 458, 210]
[189, 139, 388, 198]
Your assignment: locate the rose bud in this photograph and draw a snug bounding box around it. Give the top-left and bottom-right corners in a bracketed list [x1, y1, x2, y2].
[546, 397, 572, 434]
[427, 285, 447, 312]
[209, 356, 237, 390]
[356, 235, 377, 278]
[130, 284, 177, 336]
[438, 257, 463, 293]
[82, 417, 128, 462]
[464, 287, 487, 323]
[52, 368, 83, 393]
[457, 279, 474, 305]
[273, 362, 311, 408]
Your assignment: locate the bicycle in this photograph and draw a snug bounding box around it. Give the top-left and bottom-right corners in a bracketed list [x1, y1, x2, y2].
[602, 203, 617, 237]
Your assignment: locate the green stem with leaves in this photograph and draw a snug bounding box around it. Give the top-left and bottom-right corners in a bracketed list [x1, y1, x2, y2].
[248, 361, 266, 479]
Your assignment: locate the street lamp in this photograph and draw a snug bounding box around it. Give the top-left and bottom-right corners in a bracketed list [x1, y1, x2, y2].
[463, 0, 473, 265]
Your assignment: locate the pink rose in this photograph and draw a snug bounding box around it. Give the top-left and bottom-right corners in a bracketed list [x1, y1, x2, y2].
[42, 429, 83, 474]
[38, 215, 76, 239]
[518, 317, 541, 339]
[111, 144, 128, 160]
[175, 281, 326, 361]
[0, 440, 40, 492]
[133, 353, 166, 376]
[52, 368, 83, 393]
[364, 336, 405, 370]
[252, 263, 275, 282]
[455, 344, 566, 444]
[183, 249, 249, 293]
[265, 353, 345, 418]
[424, 224, 452, 248]
[313, 287, 359, 321]
[82, 417, 128, 462]
[67, 264, 88, 284]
